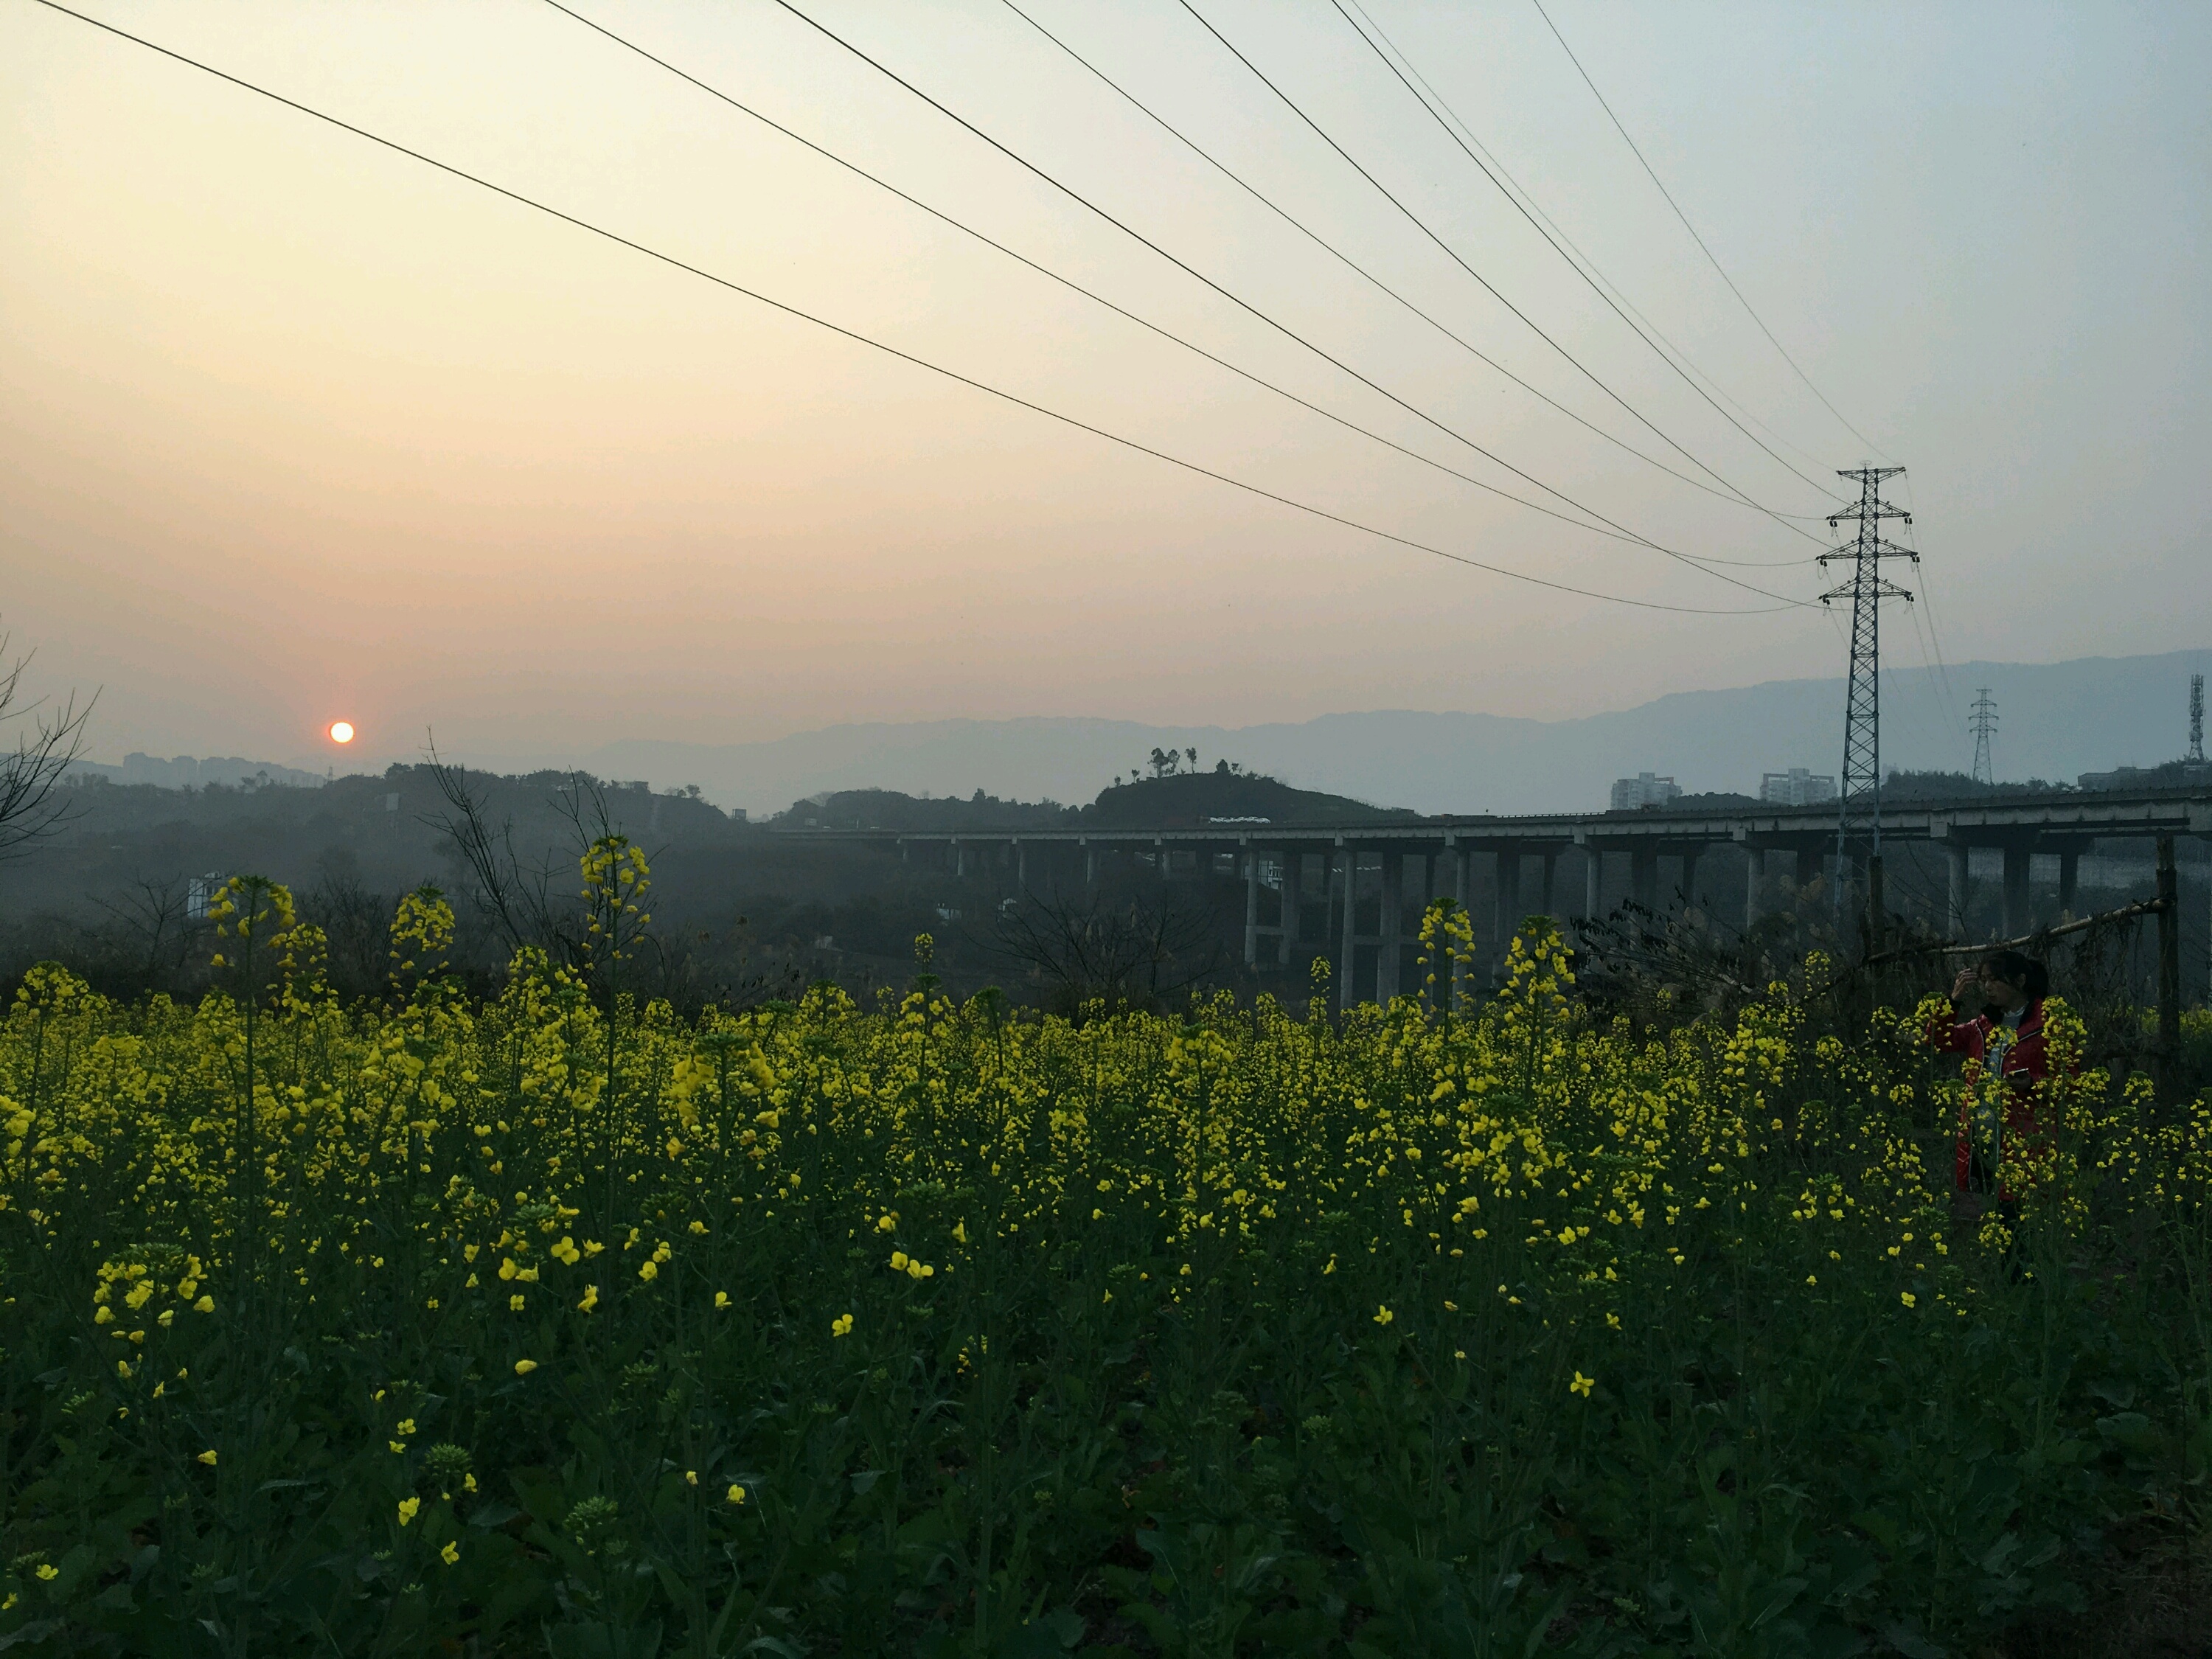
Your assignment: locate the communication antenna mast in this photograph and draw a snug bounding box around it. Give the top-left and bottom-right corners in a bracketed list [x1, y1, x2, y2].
[1969, 689, 1999, 785]
[2190, 673, 2205, 764]
[1820, 465, 1917, 914]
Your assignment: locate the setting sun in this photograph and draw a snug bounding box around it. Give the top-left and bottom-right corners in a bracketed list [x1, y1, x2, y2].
[327, 720, 355, 744]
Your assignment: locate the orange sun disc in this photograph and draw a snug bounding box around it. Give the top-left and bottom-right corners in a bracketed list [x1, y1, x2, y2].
[328, 721, 355, 745]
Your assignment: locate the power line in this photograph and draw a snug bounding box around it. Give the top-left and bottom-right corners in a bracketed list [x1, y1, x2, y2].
[1336, 0, 1842, 490]
[1305, 0, 1845, 508]
[1528, 0, 1890, 462]
[996, 0, 1820, 554]
[539, 0, 1804, 601]
[764, 0, 1820, 599]
[23, 0, 1801, 619]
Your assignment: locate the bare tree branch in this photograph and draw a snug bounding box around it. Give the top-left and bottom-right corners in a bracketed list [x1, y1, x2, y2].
[0, 633, 97, 863]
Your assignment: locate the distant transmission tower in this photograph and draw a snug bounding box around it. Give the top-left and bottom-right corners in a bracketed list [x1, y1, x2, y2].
[1969, 688, 1999, 785]
[2190, 673, 2205, 764]
[1820, 465, 1917, 913]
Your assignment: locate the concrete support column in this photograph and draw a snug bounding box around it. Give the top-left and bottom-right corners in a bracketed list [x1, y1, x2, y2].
[1015, 841, 1028, 889]
[1339, 851, 1360, 1012]
[1584, 849, 1601, 918]
[1745, 847, 1764, 931]
[1156, 840, 1171, 883]
[1947, 842, 1970, 935]
[1242, 848, 1260, 968]
[1632, 849, 1659, 910]
[1795, 849, 1822, 891]
[1278, 851, 1302, 964]
[1083, 844, 1096, 886]
[955, 841, 968, 879]
[1496, 850, 1522, 948]
[1452, 846, 1472, 1007]
[2002, 844, 2031, 939]
[1379, 853, 1404, 1002]
[2057, 847, 2080, 917]
[1540, 852, 1559, 921]
[1680, 846, 1703, 912]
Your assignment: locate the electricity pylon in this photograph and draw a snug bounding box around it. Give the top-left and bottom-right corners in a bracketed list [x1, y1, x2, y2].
[1969, 689, 1998, 785]
[2190, 673, 2205, 764]
[1820, 465, 1917, 915]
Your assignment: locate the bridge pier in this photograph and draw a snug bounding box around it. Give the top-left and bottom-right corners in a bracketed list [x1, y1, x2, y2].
[1279, 851, 1302, 964]
[1497, 851, 1522, 948]
[1379, 853, 1404, 1001]
[1795, 849, 1821, 891]
[1584, 848, 1601, 919]
[2002, 844, 2031, 938]
[1947, 841, 1970, 933]
[1632, 849, 1658, 910]
[1745, 846, 1764, 930]
[2058, 846, 2081, 917]
[1680, 845, 1703, 912]
[1243, 849, 1260, 967]
[1339, 851, 1360, 1013]
[1540, 851, 1559, 923]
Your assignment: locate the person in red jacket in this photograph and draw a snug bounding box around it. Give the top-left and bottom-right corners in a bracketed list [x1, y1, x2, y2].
[1925, 948, 2053, 1225]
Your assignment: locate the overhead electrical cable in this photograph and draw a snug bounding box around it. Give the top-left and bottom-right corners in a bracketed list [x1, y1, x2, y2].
[538, 0, 1803, 596]
[995, 0, 1820, 564]
[1338, 0, 1841, 490]
[1293, 0, 1844, 509]
[1528, 0, 1890, 461]
[762, 0, 1820, 597]
[23, 0, 1803, 618]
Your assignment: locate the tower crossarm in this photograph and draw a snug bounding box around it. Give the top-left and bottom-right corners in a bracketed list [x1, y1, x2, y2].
[1818, 577, 1915, 607]
[1818, 538, 1919, 566]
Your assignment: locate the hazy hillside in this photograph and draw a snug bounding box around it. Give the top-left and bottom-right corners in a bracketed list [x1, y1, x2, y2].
[451, 648, 2212, 818]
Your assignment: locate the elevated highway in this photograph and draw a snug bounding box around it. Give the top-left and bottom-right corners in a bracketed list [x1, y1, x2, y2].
[792, 788, 2212, 1008]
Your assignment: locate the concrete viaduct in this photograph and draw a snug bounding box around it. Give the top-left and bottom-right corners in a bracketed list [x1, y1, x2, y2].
[801, 788, 2212, 1009]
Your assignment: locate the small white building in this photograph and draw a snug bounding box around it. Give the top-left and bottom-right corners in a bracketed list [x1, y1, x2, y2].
[1610, 772, 1681, 810]
[1759, 768, 1838, 807]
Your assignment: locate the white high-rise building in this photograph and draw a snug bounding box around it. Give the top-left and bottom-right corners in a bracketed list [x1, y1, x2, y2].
[1759, 768, 1838, 807]
[1610, 772, 1682, 810]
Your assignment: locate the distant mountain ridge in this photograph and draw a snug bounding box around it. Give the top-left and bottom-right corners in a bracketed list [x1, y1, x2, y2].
[447, 648, 2212, 818]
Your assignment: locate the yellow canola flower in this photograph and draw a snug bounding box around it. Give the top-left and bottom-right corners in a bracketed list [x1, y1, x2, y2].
[439, 1541, 460, 1566]
[198, 1450, 218, 1466]
[514, 1359, 538, 1375]
[35, 1565, 59, 1582]
[714, 1291, 731, 1310]
[830, 1313, 853, 1338]
[726, 1484, 746, 1505]
[638, 1261, 658, 1282]
[1571, 1372, 1596, 1398]
[397, 1497, 420, 1526]
[193, 1296, 214, 1314]
[1373, 1305, 1394, 1326]
[578, 1285, 599, 1312]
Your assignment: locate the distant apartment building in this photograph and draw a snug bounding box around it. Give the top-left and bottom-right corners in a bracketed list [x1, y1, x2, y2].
[1759, 768, 1838, 807]
[1610, 772, 1682, 810]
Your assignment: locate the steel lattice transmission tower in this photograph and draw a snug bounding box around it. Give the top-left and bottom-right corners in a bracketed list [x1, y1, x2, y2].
[1969, 688, 1999, 785]
[1820, 465, 1917, 912]
[2189, 673, 2205, 764]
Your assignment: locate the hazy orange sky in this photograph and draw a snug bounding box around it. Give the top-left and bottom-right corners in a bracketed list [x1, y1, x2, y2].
[4, 0, 2207, 773]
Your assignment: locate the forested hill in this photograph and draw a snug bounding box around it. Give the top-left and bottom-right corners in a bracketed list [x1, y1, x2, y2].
[775, 771, 1416, 832]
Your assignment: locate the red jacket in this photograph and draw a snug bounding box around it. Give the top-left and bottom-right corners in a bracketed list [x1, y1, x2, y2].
[1924, 997, 2051, 1194]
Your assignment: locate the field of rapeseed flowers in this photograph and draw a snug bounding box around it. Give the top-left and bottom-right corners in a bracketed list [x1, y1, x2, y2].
[1, 853, 2207, 1658]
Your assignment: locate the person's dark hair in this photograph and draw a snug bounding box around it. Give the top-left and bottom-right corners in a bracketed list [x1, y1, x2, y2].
[1981, 948, 2049, 1001]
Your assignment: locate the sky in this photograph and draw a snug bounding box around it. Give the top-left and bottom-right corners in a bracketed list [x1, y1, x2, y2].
[4, 0, 2208, 775]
